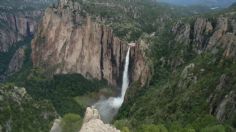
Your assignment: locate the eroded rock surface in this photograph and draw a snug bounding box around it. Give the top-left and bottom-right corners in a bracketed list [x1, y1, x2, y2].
[0, 11, 41, 52]
[32, 0, 150, 86]
[173, 15, 236, 57]
[0, 0, 56, 52]
[80, 107, 120, 132]
[7, 47, 25, 74]
[208, 75, 236, 122]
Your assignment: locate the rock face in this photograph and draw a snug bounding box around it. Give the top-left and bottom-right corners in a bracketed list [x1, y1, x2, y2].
[31, 0, 150, 86]
[50, 119, 62, 132]
[7, 47, 25, 74]
[208, 75, 236, 123]
[80, 107, 120, 132]
[0, 10, 41, 52]
[83, 107, 101, 123]
[0, 0, 56, 52]
[173, 16, 236, 58]
[171, 11, 236, 125]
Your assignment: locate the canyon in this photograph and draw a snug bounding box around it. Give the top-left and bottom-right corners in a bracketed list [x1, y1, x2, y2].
[0, 0, 236, 131]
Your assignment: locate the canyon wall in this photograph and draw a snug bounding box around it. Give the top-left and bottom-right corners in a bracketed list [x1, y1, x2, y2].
[0, 0, 56, 52]
[0, 11, 41, 52]
[31, 0, 150, 86]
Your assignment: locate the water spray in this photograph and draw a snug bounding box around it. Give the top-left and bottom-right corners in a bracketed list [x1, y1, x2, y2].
[93, 44, 133, 123]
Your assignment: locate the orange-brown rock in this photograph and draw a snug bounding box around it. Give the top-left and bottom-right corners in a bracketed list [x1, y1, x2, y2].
[32, 0, 150, 86]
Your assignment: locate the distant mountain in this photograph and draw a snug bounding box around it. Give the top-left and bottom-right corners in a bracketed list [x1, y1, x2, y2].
[157, 0, 236, 7]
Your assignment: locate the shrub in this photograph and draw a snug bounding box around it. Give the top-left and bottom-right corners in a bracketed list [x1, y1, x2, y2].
[61, 113, 82, 132]
[138, 124, 168, 132]
[200, 125, 226, 132]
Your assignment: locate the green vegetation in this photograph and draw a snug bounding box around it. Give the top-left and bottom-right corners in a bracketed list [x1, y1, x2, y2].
[0, 84, 57, 132]
[1, 0, 236, 132]
[115, 17, 236, 131]
[2, 36, 109, 117]
[61, 113, 83, 132]
[8, 67, 108, 116]
[1, 35, 110, 132]
[2, 43, 111, 132]
[138, 124, 168, 132]
[74, 0, 210, 42]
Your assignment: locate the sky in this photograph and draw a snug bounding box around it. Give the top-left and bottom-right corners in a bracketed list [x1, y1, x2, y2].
[157, 0, 236, 7]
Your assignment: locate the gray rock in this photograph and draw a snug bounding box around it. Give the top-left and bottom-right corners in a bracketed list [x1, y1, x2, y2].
[7, 47, 25, 74]
[50, 119, 62, 132]
[173, 15, 236, 59]
[193, 18, 213, 49]
[216, 91, 236, 121]
[172, 21, 191, 45]
[80, 107, 120, 132]
[208, 75, 236, 122]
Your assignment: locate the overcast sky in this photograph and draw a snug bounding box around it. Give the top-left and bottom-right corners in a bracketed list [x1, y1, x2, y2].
[157, 0, 236, 7]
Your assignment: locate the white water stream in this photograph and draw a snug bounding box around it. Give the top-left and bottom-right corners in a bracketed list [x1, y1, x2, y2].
[94, 47, 131, 123]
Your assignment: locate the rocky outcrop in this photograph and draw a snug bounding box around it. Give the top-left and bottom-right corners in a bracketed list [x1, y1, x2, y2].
[7, 47, 25, 74]
[50, 119, 62, 132]
[83, 107, 101, 123]
[173, 15, 236, 57]
[215, 91, 236, 122]
[32, 0, 150, 86]
[130, 40, 151, 86]
[172, 21, 191, 45]
[80, 107, 120, 132]
[208, 75, 236, 123]
[172, 14, 236, 124]
[50, 107, 120, 132]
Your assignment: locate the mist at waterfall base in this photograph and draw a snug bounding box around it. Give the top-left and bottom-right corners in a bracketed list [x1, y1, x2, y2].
[93, 47, 131, 123]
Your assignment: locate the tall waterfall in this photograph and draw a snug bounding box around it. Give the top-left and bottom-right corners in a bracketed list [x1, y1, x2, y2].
[94, 47, 131, 123]
[121, 47, 131, 100]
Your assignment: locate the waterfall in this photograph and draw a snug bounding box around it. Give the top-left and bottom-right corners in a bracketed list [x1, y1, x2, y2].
[93, 47, 131, 123]
[121, 47, 130, 100]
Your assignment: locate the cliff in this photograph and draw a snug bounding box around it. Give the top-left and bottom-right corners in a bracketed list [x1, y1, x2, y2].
[31, 0, 150, 86]
[0, 0, 56, 52]
[0, 10, 41, 52]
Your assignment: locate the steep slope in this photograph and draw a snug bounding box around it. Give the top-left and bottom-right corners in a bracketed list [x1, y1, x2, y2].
[0, 84, 57, 132]
[0, 0, 56, 80]
[116, 6, 236, 132]
[0, 38, 32, 82]
[0, 10, 39, 52]
[31, 0, 150, 86]
[0, 0, 55, 52]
